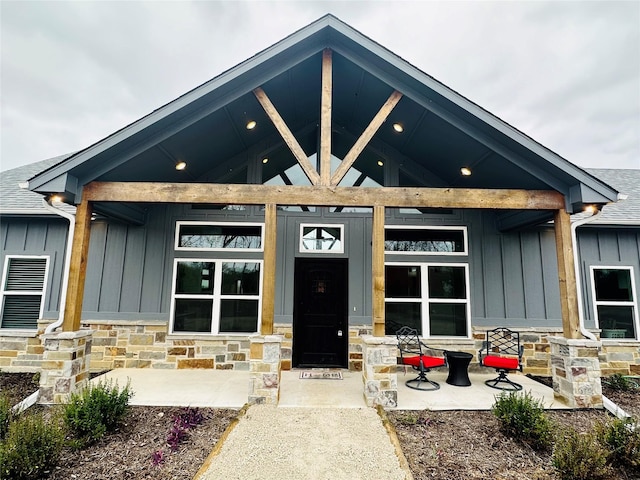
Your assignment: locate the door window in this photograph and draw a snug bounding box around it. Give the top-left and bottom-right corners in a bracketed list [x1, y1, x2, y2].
[299, 224, 344, 253]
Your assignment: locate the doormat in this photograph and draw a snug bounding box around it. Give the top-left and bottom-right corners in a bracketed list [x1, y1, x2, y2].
[299, 370, 343, 380]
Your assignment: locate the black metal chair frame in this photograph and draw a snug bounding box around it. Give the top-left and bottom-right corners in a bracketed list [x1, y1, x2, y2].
[478, 327, 524, 391]
[395, 326, 447, 391]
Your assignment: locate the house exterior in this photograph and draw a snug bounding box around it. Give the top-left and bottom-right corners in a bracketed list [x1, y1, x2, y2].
[1, 15, 636, 407]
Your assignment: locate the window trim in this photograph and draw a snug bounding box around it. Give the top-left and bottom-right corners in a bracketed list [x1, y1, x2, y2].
[589, 265, 639, 340]
[385, 261, 471, 338]
[174, 221, 264, 252]
[169, 258, 263, 335]
[384, 225, 468, 256]
[0, 255, 50, 331]
[299, 223, 345, 254]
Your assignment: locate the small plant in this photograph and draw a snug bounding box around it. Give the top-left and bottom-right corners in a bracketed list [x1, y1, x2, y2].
[552, 427, 612, 480]
[152, 407, 205, 462]
[63, 379, 132, 446]
[396, 412, 420, 425]
[0, 410, 65, 480]
[595, 416, 640, 471]
[0, 391, 13, 440]
[151, 449, 165, 467]
[603, 373, 639, 392]
[491, 390, 552, 450]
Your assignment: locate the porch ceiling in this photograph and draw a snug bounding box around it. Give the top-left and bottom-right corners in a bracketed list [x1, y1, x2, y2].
[28, 15, 618, 225]
[74, 51, 559, 190]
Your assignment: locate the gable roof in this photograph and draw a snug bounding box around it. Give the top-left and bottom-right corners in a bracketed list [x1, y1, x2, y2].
[27, 14, 617, 223]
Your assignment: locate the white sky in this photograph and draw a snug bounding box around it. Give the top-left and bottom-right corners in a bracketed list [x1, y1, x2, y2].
[1, 0, 639, 172]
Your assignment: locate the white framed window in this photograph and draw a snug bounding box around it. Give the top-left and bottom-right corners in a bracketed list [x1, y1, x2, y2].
[175, 222, 264, 252]
[169, 258, 262, 335]
[590, 266, 639, 340]
[384, 226, 468, 255]
[299, 224, 344, 253]
[384, 262, 471, 337]
[0, 255, 49, 330]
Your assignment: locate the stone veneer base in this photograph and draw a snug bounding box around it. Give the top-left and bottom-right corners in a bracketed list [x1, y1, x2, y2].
[548, 336, 603, 409]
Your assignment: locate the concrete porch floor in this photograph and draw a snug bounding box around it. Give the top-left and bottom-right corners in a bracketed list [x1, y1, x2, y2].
[91, 368, 571, 411]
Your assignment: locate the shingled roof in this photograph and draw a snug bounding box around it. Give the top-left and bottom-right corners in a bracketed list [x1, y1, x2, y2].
[585, 168, 640, 225]
[0, 153, 75, 214]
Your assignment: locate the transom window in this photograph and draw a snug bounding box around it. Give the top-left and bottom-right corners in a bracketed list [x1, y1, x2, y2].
[171, 259, 262, 334]
[384, 262, 470, 337]
[0, 256, 49, 330]
[299, 224, 344, 253]
[590, 267, 639, 340]
[175, 222, 263, 251]
[385, 226, 467, 255]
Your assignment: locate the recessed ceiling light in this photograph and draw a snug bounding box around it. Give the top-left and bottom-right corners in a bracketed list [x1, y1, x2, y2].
[392, 123, 404, 133]
[377, 160, 384, 167]
[175, 161, 187, 171]
[246, 120, 257, 130]
[262, 158, 269, 164]
[460, 167, 472, 176]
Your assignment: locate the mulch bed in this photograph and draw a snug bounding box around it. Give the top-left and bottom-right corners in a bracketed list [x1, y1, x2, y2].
[2, 372, 639, 479]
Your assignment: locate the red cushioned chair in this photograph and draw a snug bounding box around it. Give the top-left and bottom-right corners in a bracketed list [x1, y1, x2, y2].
[396, 326, 447, 391]
[479, 327, 524, 391]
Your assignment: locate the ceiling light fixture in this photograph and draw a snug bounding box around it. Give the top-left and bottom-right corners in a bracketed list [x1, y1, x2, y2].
[50, 194, 63, 203]
[246, 120, 257, 130]
[175, 161, 187, 171]
[262, 158, 269, 164]
[460, 167, 472, 176]
[377, 160, 384, 167]
[392, 123, 404, 133]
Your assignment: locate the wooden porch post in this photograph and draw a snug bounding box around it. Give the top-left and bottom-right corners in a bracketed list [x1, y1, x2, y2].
[554, 208, 581, 339]
[372, 206, 385, 336]
[261, 203, 277, 335]
[62, 199, 93, 332]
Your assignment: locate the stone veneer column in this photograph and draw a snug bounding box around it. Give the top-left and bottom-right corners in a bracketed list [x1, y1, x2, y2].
[39, 330, 93, 404]
[362, 335, 398, 408]
[548, 336, 603, 408]
[248, 335, 282, 404]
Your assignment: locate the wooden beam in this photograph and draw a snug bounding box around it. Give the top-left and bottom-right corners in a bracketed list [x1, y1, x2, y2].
[320, 49, 333, 186]
[253, 87, 320, 185]
[261, 203, 277, 335]
[63, 199, 93, 331]
[83, 182, 565, 210]
[331, 90, 403, 186]
[554, 209, 581, 339]
[372, 206, 385, 336]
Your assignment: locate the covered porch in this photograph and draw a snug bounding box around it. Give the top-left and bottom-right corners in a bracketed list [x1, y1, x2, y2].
[91, 367, 568, 411]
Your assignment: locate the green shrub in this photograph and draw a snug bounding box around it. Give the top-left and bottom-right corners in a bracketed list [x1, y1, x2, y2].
[552, 427, 612, 480]
[0, 391, 12, 440]
[596, 416, 640, 471]
[0, 410, 65, 480]
[63, 379, 132, 445]
[603, 373, 639, 391]
[491, 390, 552, 450]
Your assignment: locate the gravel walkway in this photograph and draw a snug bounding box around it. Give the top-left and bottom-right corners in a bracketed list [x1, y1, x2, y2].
[196, 405, 410, 480]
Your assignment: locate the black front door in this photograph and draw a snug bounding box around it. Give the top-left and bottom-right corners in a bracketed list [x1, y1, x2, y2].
[293, 258, 348, 368]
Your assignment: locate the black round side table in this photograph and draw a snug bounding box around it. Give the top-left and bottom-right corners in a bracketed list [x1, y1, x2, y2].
[445, 351, 473, 387]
